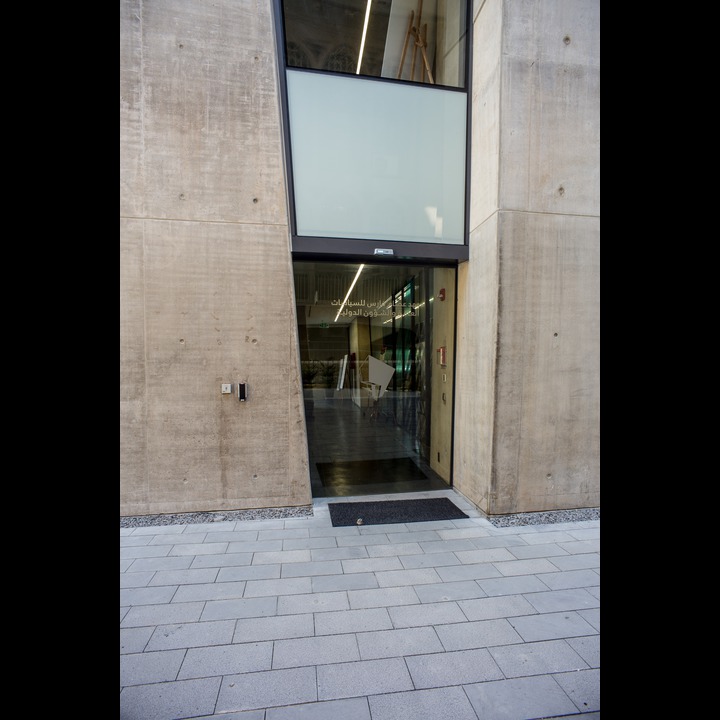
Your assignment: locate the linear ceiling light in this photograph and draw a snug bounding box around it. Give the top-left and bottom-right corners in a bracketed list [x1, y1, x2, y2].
[334, 264, 365, 322]
[356, 0, 373, 74]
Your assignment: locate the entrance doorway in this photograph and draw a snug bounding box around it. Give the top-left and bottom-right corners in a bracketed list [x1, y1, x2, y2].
[293, 261, 456, 498]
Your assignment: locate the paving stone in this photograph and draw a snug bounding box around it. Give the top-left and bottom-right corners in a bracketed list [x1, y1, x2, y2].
[368, 686, 479, 720]
[347, 586, 420, 609]
[273, 633, 360, 668]
[311, 572, 379, 592]
[356, 626, 443, 659]
[508, 610, 598, 642]
[120, 677, 221, 720]
[554, 667, 601, 712]
[267, 697, 371, 720]
[314, 608, 393, 635]
[216, 667, 317, 712]
[243, 577, 312, 597]
[388, 601, 467, 627]
[457, 595, 537, 621]
[414, 580, 487, 603]
[489, 639, 590, 677]
[120, 649, 185, 686]
[146, 620, 236, 651]
[178, 642, 273, 678]
[405, 647, 504, 687]
[233, 613, 315, 642]
[435, 619, 522, 651]
[317, 658, 413, 700]
[277, 590, 350, 614]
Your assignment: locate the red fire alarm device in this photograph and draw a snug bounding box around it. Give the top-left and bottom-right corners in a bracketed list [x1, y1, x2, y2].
[438, 288, 446, 301]
[437, 346, 447, 366]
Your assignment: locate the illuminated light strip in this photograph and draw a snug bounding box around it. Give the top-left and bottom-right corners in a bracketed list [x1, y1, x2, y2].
[334, 264, 365, 322]
[356, 0, 373, 74]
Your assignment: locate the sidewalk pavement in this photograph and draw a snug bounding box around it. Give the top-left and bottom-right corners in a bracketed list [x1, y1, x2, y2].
[120, 489, 600, 720]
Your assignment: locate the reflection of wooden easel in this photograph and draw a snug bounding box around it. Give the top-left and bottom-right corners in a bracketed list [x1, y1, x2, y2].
[397, 0, 434, 84]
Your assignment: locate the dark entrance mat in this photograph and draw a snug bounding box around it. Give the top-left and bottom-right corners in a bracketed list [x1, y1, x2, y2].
[328, 497, 469, 527]
[315, 457, 449, 497]
[317, 457, 429, 486]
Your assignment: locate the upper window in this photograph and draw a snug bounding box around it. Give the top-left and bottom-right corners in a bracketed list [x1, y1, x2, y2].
[281, 0, 468, 89]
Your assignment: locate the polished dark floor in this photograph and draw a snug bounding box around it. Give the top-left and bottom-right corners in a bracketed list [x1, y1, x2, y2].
[306, 390, 450, 498]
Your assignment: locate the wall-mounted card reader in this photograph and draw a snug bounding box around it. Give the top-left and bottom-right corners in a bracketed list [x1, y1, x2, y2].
[237, 382, 248, 401]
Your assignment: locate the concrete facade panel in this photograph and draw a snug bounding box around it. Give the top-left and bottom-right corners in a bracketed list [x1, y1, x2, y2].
[469, 0, 502, 228]
[499, 0, 600, 215]
[491, 212, 599, 513]
[453, 218, 499, 514]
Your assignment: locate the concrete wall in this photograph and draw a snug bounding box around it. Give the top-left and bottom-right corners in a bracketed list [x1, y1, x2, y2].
[455, 0, 600, 513]
[120, 0, 311, 515]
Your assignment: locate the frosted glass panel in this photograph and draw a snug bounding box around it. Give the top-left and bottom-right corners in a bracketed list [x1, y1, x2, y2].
[287, 70, 466, 245]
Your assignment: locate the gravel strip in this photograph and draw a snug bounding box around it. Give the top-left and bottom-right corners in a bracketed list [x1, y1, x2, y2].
[487, 507, 600, 527]
[121, 505, 598, 528]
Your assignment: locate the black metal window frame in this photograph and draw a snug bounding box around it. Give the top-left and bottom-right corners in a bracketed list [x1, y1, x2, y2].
[272, 0, 472, 264]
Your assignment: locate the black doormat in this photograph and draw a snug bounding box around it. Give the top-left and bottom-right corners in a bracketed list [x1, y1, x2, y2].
[328, 497, 469, 527]
[317, 457, 429, 487]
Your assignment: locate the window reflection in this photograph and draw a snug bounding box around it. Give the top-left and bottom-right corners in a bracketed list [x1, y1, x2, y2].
[281, 0, 467, 89]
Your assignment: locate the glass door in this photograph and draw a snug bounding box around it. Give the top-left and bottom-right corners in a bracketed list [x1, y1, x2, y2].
[293, 260, 456, 497]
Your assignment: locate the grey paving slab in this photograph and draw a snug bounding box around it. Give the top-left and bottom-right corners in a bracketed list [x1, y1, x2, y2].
[386, 530, 442, 542]
[524, 588, 599, 613]
[190, 552, 254, 568]
[189, 530, 259, 543]
[453, 547, 519, 564]
[538, 568, 601, 590]
[216, 667, 317, 712]
[341, 557, 403, 573]
[469, 534, 529, 548]
[281, 536, 338, 550]
[375, 567, 442, 587]
[120, 677, 221, 720]
[121, 626, 154, 654]
[435, 619, 523, 651]
[311, 572, 379, 592]
[577, 607, 600, 631]
[567, 527, 600, 541]
[146, 620, 236, 651]
[194, 712, 265, 720]
[356, 626, 443, 659]
[517, 530, 577, 545]
[347, 585, 420, 609]
[243, 577, 312, 597]
[405, 647, 504, 687]
[489, 638, 590, 677]
[120, 649, 186, 686]
[273, 633, 360, 668]
[458, 595, 537, 621]
[388, 600, 467, 627]
[178, 641, 273, 678]
[200, 596, 278, 621]
[128, 525, 186, 536]
[216, 564, 281, 582]
[148, 531, 209, 545]
[554, 667, 601, 712]
[413, 580, 488, 603]
[365, 542, 422, 556]
[121, 546, 173, 560]
[120, 586, 178, 607]
[121, 601, 205, 628]
[464, 675, 579, 720]
[491, 557, 563, 576]
[368, 686, 479, 720]
[399, 551, 462, 569]
[120, 558, 135, 572]
[314, 608, 393, 635]
[234, 613, 315, 642]
[418, 538, 478, 553]
[476, 574, 551, 596]
[558, 539, 600, 553]
[316, 657, 414, 700]
[507, 610, 598, 642]
[435, 563, 503, 582]
[549, 552, 600, 570]
[436, 527, 492, 540]
[147, 568, 220, 586]
[258, 528, 309, 540]
[126, 557, 192, 572]
[120, 534, 153, 547]
[507, 543, 572, 559]
[567, 634, 600, 667]
[251, 549, 312, 565]
[277, 590, 349, 614]
[336, 534, 391, 547]
[267, 697, 371, 720]
[226, 540, 283, 553]
[310, 545, 369, 561]
[172, 580, 248, 603]
[280, 560, 343, 577]
[167, 542, 228, 556]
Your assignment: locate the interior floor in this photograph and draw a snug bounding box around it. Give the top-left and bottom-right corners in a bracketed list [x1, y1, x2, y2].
[306, 391, 449, 498]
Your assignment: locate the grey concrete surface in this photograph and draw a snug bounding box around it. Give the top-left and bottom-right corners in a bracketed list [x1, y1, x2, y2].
[121, 489, 600, 719]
